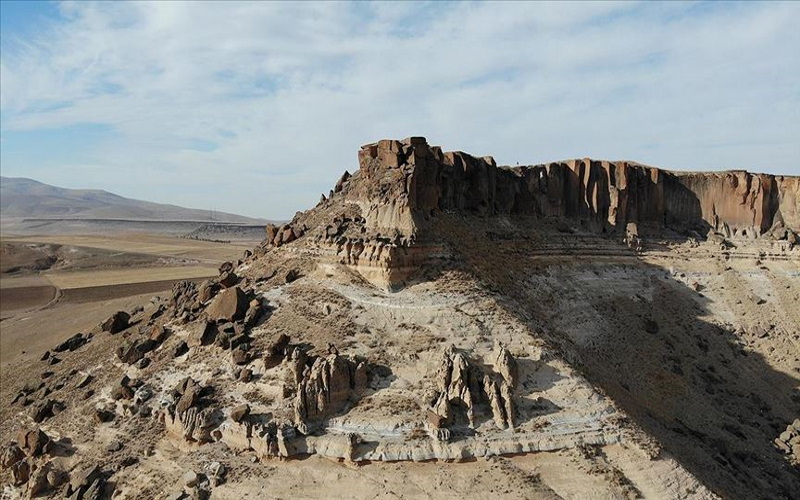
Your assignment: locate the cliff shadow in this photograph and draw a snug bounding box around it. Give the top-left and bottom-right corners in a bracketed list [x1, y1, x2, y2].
[448, 224, 800, 500]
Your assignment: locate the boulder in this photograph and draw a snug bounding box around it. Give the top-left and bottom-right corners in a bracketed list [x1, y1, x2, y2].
[53, 333, 87, 352]
[68, 464, 102, 498]
[265, 224, 279, 244]
[116, 338, 157, 365]
[1, 443, 25, 468]
[197, 280, 219, 303]
[238, 368, 252, 383]
[47, 467, 66, 489]
[105, 440, 123, 453]
[28, 463, 51, 497]
[183, 470, 199, 488]
[230, 404, 250, 423]
[75, 373, 92, 389]
[206, 461, 226, 487]
[176, 385, 200, 414]
[334, 170, 351, 193]
[101, 311, 130, 334]
[243, 300, 262, 327]
[94, 409, 115, 423]
[264, 334, 290, 369]
[205, 287, 248, 322]
[171, 281, 199, 317]
[187, 321, 217, 348]
[149, 325, 168, 343]
[32, 400, 63, 423]
[11, 459, 29, 486]
[218, 271, 238, 289]
[231, 347, 249, 366]
[111, 386, 134, 401]
[17, 428, 51, 457]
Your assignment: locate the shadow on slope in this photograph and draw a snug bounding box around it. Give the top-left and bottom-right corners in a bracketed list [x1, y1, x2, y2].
[429, 215, 799, 500]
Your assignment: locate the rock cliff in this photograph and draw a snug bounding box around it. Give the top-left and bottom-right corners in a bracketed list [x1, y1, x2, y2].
[293, 137, 798, 287]
[348, 137, 799, 239]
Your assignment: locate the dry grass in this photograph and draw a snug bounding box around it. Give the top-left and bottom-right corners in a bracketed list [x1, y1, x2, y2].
[4, 234, 250, 262]
[46, 266, 217, 289]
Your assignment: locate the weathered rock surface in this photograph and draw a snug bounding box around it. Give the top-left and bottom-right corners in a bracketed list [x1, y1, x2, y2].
[53, 333, 88, 353]
[100, 311, 130, 334]
[774, 418, 800, 466]
[294, 349, 368, 427]
[353, 137, 800, 239]
[430, 345, 517, 430]
[308, 137, 799, 287]
[205, 287, 248, 322]
[17, 428, 51, 457]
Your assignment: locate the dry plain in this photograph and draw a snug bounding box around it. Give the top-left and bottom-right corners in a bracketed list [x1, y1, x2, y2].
[0, 232, 256, 367]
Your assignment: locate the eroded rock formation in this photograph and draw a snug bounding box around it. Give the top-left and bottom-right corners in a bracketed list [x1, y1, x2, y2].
[294, 349, 368, 429]
[430, 344, 517, 431]
[351, 137, 799, 239]
[280, 137, 798, 288]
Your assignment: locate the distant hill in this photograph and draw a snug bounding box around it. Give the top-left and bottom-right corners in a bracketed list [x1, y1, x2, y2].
[0, 177, 266, 223]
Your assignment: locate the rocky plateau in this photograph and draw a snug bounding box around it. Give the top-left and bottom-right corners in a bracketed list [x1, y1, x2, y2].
[1, 137, 798, 499]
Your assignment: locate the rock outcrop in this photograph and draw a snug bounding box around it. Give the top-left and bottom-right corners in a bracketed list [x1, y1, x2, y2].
[351, 137, 799, 239]
[294, 349, 368, 429]
[429, 345, 517, 430]
[301, 137, 799, 287]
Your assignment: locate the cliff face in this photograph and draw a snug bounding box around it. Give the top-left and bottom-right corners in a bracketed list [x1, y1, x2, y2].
[352, 137, 799, 240]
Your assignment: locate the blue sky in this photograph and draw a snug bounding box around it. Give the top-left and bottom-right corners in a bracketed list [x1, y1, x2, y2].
[1, 1, 799, 219]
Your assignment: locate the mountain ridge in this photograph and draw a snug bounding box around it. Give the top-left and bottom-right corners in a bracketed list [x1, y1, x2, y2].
[0, 176, 266, 223]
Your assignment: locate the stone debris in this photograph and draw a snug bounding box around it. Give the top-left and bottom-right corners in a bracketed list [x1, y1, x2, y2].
[2, 136, 799, 499]
[1, 443, 25, 468]
[17, 428, 51, 457]
[774, 418, 800, 466]
[31, 399, 64, 423]
[266, 223, 305, 248]
[66, 464, 107, 499]
[171, 281, 199, 320]
[116, 338, 157, 364]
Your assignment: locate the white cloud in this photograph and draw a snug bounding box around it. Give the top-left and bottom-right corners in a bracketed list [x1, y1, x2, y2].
[1, 1, 798, 218]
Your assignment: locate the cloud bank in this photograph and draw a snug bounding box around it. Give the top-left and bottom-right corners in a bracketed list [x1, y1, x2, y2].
[2, 1, 798, 218]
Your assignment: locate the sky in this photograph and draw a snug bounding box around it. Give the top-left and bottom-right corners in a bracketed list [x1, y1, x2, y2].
[1, 1, 798, 219]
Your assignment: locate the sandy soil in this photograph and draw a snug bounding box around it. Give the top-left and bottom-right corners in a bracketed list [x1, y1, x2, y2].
[45, 267, 217, 289]
[3, 234, 255, 264]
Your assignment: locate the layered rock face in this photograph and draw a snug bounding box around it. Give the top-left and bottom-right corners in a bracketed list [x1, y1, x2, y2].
[308, 137, 797, 286]
[351, 137, 799, 239]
